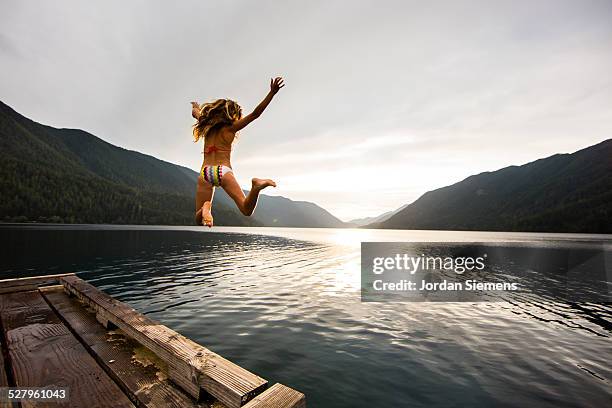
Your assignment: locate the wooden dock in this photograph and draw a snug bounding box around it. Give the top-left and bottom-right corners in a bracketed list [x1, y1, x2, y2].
[0, 274, 305, 408]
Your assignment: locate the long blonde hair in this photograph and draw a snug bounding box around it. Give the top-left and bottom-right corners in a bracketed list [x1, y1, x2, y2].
[192, 99, 242, 143]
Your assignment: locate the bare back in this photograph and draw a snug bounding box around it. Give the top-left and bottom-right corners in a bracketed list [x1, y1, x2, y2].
[202, 126, 236, 168]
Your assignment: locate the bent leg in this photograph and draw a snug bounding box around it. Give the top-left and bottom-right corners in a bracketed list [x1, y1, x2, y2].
[220, 172, 248, 215]
[221, 173, 276, 216]
[195, 175, 214, 226]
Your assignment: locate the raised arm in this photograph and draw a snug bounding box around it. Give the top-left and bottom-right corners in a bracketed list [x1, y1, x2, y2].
[228, 77, 284, 132]
[191, 101, 201, 119]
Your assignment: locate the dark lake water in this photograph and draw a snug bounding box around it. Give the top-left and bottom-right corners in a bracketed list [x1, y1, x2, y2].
[0, 225, 610, 407]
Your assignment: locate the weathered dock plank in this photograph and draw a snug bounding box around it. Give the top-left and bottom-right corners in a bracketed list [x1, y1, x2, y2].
[0, 290, 135, 408]
[243, 384, 306, 408]
[0, 342, 12, 408]
[1, 298, 18, 408]
[42, 286, 212, 408]
[0, 273, 75, 294]
[0, 342, 8, 386]
[61, 275, 267, 407]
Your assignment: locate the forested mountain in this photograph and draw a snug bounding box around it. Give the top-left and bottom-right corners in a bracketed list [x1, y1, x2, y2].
[0, 101, 345, 227]
[367, 139, 612, 233]
[227, 193, 346, 228]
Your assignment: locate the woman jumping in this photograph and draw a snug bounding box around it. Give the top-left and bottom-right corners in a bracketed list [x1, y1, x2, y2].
[192, 77, 285, 227]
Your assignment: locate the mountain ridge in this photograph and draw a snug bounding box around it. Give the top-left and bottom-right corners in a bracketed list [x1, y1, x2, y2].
[0, 100, 346, 227]
[367, 139, 612, 233]
[348, 203, 409, 227]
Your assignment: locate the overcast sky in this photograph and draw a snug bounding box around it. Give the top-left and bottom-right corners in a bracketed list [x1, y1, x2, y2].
[1, 1, 611, 220]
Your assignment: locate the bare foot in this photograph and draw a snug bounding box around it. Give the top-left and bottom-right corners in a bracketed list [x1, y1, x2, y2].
[201, 201, 213, 227]
[252, 178, 276, 191]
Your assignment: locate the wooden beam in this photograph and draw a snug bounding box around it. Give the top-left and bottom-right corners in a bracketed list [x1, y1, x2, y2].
[61, 275, 268, 407]
[0, 273, 76, 294]
[0, 347, 6, 386]
[0, 339, 12, 408]
[0, 290, 134, 408]
[243, 384, 306, 408]
[42, 286, 210, 408]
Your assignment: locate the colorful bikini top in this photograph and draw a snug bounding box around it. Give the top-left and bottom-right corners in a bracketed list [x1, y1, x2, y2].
[203, 144, 232, 155]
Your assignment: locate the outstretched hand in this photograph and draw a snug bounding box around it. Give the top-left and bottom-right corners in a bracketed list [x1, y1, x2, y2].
[191, 101, 201, 119]
[270, 77, 285, 95]
[228, 77, 284, 132]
